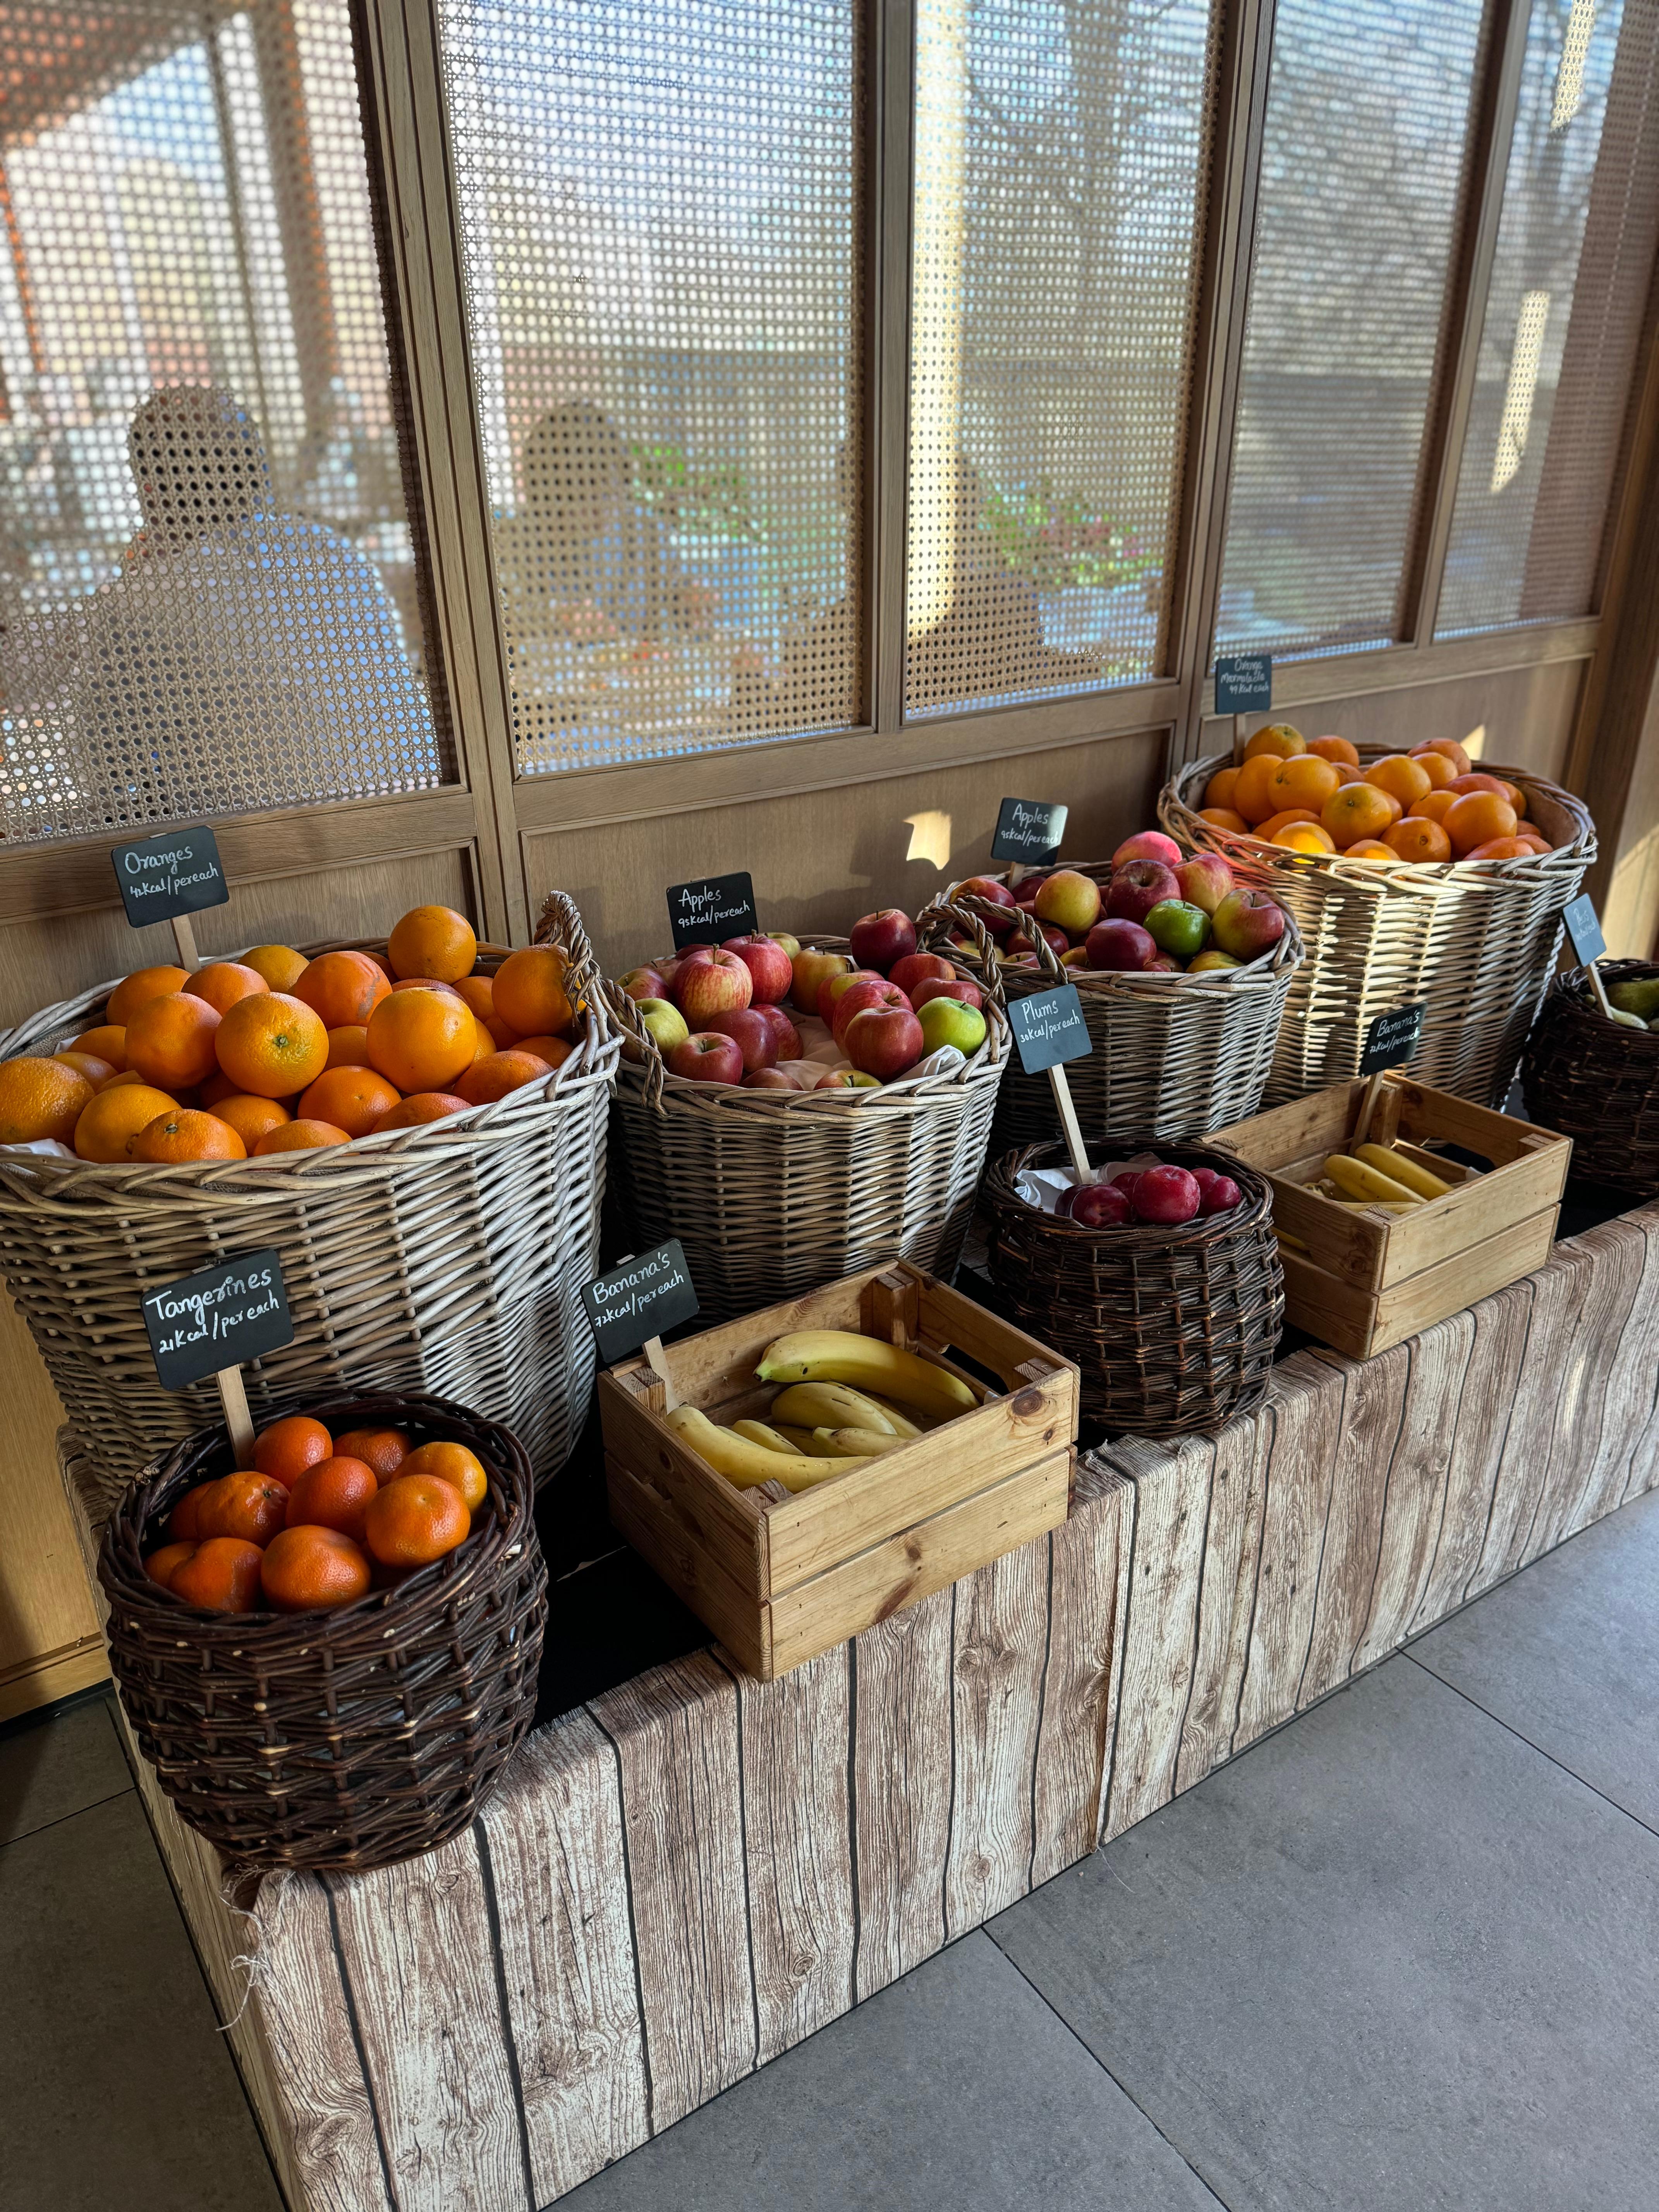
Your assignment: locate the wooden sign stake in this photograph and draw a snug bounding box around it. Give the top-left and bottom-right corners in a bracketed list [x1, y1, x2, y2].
[1006, 862, 1026, 890]
[1352, 1070, 1387, 1149]
[1232, 710, 1245, 766]
[215, 1364, 256, 1468]
[642, 1335, 678, 1412]
[1048, 1066, 1095, 1184]
[1584, 957, 1616, 1022]
[170, 913, 200, 972]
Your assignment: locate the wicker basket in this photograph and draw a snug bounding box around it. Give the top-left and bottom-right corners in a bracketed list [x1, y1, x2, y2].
[983, 1140, 1283, 1436]
[1159, 751, 1596, 1107]
[580, 906, 1009, 1319]
[919, 876, 1302, 1152]
[0, 891, 619, 1494]
[97, 1390, 546, 1872]
[1520, 959, 1659, 1199]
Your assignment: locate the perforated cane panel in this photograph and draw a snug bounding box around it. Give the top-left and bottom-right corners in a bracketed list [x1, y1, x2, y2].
[0, 1, 448, 840]
[904, 0, 1215, 720]
[434, 0, 862, 773]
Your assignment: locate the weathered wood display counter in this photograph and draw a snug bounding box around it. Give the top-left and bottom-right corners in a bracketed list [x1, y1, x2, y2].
[84, 1199, 1659, 2212]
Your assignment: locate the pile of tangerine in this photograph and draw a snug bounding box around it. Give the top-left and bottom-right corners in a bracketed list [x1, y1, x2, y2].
[145, 1412, 486, 1614]
[0, 903, 582, 1157]
[1197, 729, 1555, 866]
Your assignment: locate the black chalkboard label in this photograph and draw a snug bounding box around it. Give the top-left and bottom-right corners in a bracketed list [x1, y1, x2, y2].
[110, 826, 228, 928]
[1360, 1004, 1425, 1076]
[1214, 654, 1273, 714]
[666, 872, 758, 951]
[582, 1240, 701, 1364]
[1561, 893, 1606, 968]
[1008, 984, 1092, 1075]
[141, 1248, 292, 1391]
[991, 798, 1068, 866]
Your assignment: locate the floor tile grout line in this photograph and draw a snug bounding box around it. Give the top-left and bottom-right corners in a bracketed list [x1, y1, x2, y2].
[1401, 1651, 1659, 1844]
[0, 1781, 136, 1856]
[982, 1925, 1238, 2210]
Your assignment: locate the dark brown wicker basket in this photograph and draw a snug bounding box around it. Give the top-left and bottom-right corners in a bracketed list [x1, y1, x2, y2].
[96, 1391, 547, 1873]
[1520, 959, 1659, 1199]
[984, 1140, 1284, 1436]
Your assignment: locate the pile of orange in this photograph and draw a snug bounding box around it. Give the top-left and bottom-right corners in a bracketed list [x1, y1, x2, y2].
[1198, 728, 1553, 866]
[0, 903, 583, 1156]
[144, 1410, 488, 1614]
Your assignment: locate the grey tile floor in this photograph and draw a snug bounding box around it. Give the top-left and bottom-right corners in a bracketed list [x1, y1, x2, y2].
[5, 1484, 1657, 2212]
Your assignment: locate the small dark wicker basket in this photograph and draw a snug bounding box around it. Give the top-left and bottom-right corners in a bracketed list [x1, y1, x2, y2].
[97, 1391, 548, 1873]
[984, 1140, 1284, 1436]
[1520, 958, 1659, 1199]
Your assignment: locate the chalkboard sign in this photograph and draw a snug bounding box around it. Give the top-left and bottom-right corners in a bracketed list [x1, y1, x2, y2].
[110, 826, 228, 929]
[1007, 984, 1092, 1076]
[666, 872, 757, 950]
[991, 797, 1068, 866]
[1214, 654, 1273, 715]
[1562, 892, 1606, 968]
[582, 1240, 701, 1364]
[1360, 1003, 1425, 1076]
[141, 1248, 292, 1391]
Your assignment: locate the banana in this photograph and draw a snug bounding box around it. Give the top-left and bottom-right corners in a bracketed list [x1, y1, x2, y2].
[666, 1405, 872, 1491]
[1354, 1142, 1451, 1199]
[756, 1329, 979, 1420]
[812, 1426, 904, 1456]
[732, 1419, 797, 1452]
[769, 1381, 899, 1435]
[1324, 1153, 1422, 1207]
[772, 1423, 847, 1454]
[861, 1394, 927, 1438]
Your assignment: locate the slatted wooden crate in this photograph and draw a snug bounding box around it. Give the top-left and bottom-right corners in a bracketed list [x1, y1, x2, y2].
[599, 1261, 1079, 1678]
[1211, 1076, 1571, 1358]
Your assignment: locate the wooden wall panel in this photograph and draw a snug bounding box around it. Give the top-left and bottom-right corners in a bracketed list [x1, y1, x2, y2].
[0, 1290, 101, 1718]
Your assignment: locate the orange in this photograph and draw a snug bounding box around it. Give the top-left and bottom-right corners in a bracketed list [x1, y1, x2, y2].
[469, 1023, 494, 1065]
[364, 1472, 470, 1568]
[1344, 840, 1398, 861]
[1446, 773, 1511, 800]
[389, 976, 464, 999]
[325, 1024, 373, 1070]
[0, 1056, 96, 1144]
[1321, 782, 1395, 848]
[367, 987, 477, 1092]
[1272, 822, 1336, 854]
[1204, 766, 1241, 811]
[72, 1025, 126, 1070]
[1382, 817, 1453, 864]
[398, 1440, 488, 1512]
[213, 1094, 293, 1149]
[455, 1049, 552, 1106]
[1466, 836, 1537, 860]
[260, 1525, 371, 1612]
[1364, 753, 1432, 807]
[242, 944, 309, 992]
[254, 1413, 333, 1490]
[1408, 749, 1459, 791]
[144, 1540, 197, 1590]
[1308, 735, 1360, 765]
[252, 1118, 350, 1155]
[294, 949, 391, 1029]
[483, 1016, 520, 1049]
[388, 904, 477, 984]
[370, 1091, 470, 1131]
[1197, 807, 1249, 833]
[1331, 761, 1368, 786]
[196, 1470, 289, 1545]
[1242, 722, 1305, 761]
[125, 993, 222, 1090]
[1444, 791, 1517, 856]
[1266, 755, 1341, 814]
[169, 1482, 216, 1541]
[284, 1455, 380, 1544]
[453, 976, 496, 1022]
[1516, 832, 1553, 854]
[1376, 787, 1405, 824]
[1254, 809, 1321, 841]
[1504, 782, 1528, 820]
[334, 1426, 411, 1482]
[216, 992, 328, 1098]
[1411, 738, 1471, 778]
[98, 1068, 160, 1094]
[54, 1051, 116, 1087]
[1408, 789, 1458, 826]
[507, 1033, 573, 1069]
[492, 946, 575, 1039]
[198, 1067, 236, 1105]
[1231, 755, 1284, 825]
[73, 1082, 179, 1161]
[107, 965, 190, 1025]
[129, 1108, 247, 1163]
[185, 962, 268, 1015]
[171, 1536, 264, 1614]
[297, 1065, 402, 1137]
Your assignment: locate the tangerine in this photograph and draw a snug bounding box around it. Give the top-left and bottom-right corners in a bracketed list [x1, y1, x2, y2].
[107, 965, 190, 1025]
[212, 1094, 293, 1149]
[366, 986, 477, 1092]
[1307, 735, 1360, 765]
[294, 949, 391, 1029]
[125, 992, 222, 1090]
[1407, 789, 1459, 826]
[252, 1118, 350, 1155]
[216, 992, 329, 1097]
[260, 1525, 372, 1612]
[297, 1065, 402, 1136]
[492, 946, 575, 1039]
[399, 1440, 488, 1512]
[1344, 840, 1398, 860]
[169, 1482, 215, 1541]
[185, 962, 269, 1015]
[1272, 822, 1336, 854]
[469, 1023, 494, 1065]
[54, 1051, 117, 1087]
[1331, 761, 1368, 786]
[1241, 722, 1305, 761]
[1410, 738, 1471, 778]
[1516, 832, 1553, 854]
[483, 1016, 520, 1049]
[1408, 749, 1459, 790]
[144, 1540, 198, 1589]
[0, 1057, 95, 1144]
[1465, 835, 1537, 860]
[73, 1082, 179, 1161]
[1364, 753, 1433, 807]
[333, 1426, 411, 1481]
[1197, 807, 1249, 833]
[171, 1537, 264, 1614]
[71, 1025, 126, 1069]
[129, 1108, 247, 1163]
[284, 1455, 380, 1544]
[369, 1091, 470, 1131]
[1320, 782, 1395, 848]
[1446, 773, 1511, 799]
[387, 904, 477, 983]
[1444, 791, 1518, 855]
[453, 976, 496, 1023]
[1231, 755, 1284, 825]
[1382, 817, 1453, 864]
[324, 1025, 373, 1070]
[510, 1033, 574, 1068]
[254, 1413, 332, 1489]
[1253, 809, 1321, 842]
[388, 976, 464, 998]
[1266, 755, 1341, 814]
[456, 1050, 554, 1106]
[364, 1472, 470, 1567]
[1204, 766, 1241, 811]
[196, 1470, 290, 1545]
[242, 944, 309, 991]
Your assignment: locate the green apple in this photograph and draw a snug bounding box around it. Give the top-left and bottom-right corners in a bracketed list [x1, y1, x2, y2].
[1609, 975, 1659, 1020]
[636, 997, 688, 1054]
[1144, 900, 1210, 961]
[917, 996, 987, 1058]
[1187, 950, 1241, 973]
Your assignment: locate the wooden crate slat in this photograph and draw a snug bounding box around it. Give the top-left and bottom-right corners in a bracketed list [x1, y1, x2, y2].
[607, 1452, 771, 1676]
[1034, 1466, 1134, 1881]
[850, 1585, 955, 2002]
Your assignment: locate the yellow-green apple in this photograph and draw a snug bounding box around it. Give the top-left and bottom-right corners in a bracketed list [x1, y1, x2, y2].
[677, 948, 753, 1024]
[815, 1067, 880, 1089]
[1175, 853, 1233, 915]
[820, 966, 884, 1024]
[917, 996, 986, 1056]
[1034, 869, 1101, 934]
[792, 946, 854, 1015]
[850, 908, 917, 973]
[911, 975, 983, 1013]
[1144, 900, 1210, 960]
[890, 951, 956, 998]
[617, 964, 668, 1003]
[831, 978, 910, 1050]
[1187, 950, 1241, 973]
[1105, 860, 1180, 924]
[744, 1067, 797, 1090]
[706, 1007, 778, 1072]
[1211, 889, 1286, 960]
[636, 998, 688, 1054]
[1061, 946, 1091, 968]
[766, 931, 801, 960]
[958, 876, 1018, 938]
[753, 1003, 802, 1059]
[721, 933, 793, 1003]
[845, 1002, 925, 1079]
[1085, 917, 1158, 970]
[1113, 831, 1182, 868]
[669, 1032, 744, 1085]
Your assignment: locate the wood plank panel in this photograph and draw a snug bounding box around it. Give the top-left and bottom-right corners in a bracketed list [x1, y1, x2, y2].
[1613, 1210, 1659, 1507]
[1410, 1279, 1537, 1629]
[1468, 1245, 1587, 1594]
[1297, 1343, 1413, 1706]
[943, 1537, 1049, 1935]
[850, 1583, 954, 2002]
[1352, 1310, 1473, 1671]
[1037, 1468, 1133, 1877]
[1175, 1406, 1272, 1793]
[1527, 1224, 1650, 1558]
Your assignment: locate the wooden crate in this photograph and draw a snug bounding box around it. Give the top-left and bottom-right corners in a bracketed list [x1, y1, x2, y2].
[1210, 1076, 1571, 1359]
[599, 1261, 1079, 1678]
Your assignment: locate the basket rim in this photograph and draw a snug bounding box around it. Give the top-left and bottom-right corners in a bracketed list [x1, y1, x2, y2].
[985, 1137, 1275, 1244]
[1542, 958, 1659, 1053]
[920, 885, 1304, 999]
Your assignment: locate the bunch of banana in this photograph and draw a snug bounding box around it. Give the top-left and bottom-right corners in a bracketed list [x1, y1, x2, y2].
[666, 1406, 874, 1492]
[1321, 1144, 1453, 1208]
[756, 1330, 978, 1421]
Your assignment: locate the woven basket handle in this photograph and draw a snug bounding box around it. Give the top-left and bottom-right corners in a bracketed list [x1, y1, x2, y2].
[531, 888, 622, 1089]
[603, 972, 668, 1111]
[919, 891, 1064, 1010]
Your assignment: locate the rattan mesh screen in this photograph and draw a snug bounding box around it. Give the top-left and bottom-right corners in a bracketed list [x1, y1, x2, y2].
[903, 0, 1214, 719]
[435, 0, 860, 773]
[1437, 0, 1659, 637]
[0, 2, 447, 840]
[1215, 0, 1486, 661]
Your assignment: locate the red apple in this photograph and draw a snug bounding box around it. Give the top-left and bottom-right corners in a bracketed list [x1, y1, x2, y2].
[849, 908, 918, 974]
[1113, 830, 1183, 869]
[1175, 853, 1234, 917]
[668, 1032, 744, 1085]
[667, 945, 712, 1006]
[1106, 860, 1181, 926]
[1066, 1181, 1133, 1228]
[1007, 924, 1069, 962]
[792, 946, 854, 1016]
[617, 965, 667, 1003]
[890, 951, 957, 999]
[721, 933, 794, 1004]
[1132, 1165, 1201, 1224]
[1192, 1168, 1243, 1216]
[911, 975, 983, 1013]
[1034, 869, 1101, 935]
[844, 1003, 925, 1080]
[705, 1007, 778, 1073]
[1084, 918, 1158, 970]
[677, 948, 753, 1024]
[1211, 889, 1287, 961]
[1147, 954, 1182, 972]
[819, 966, 884, 1024]
[832, 978, 911, 1051]
[958, 876, 1019, 939]
[753, 1003, 802, 1060]
[744, 1066, 798, 1091]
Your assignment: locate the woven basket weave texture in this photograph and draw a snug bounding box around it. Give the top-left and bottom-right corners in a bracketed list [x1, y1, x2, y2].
[0, 891, 618, 1492]
[1521, 960, 1659, 1198]
[1159, 751, 1595, 1108]
[97, 1391, 546, 1872]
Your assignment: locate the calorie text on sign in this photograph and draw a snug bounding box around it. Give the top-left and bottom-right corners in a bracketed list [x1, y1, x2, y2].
[1561, 892, 1606, 968]
[666, 872, 758, 951]
[1360, 1003, 1425, 1076]
[581, 1239, 701, 1365]
[1214, 653, 1273, 716]
[141, 1247, 293, 1393]
[991, 797, 1068, 866]
[110, 825, 229, 929]
[1007, 984, 1092, 1076]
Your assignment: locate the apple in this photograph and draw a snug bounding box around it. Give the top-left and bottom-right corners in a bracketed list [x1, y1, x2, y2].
[850, 908, 918, 974]
[917, 996, 986, 1057]
[744, 1067, 797, 1090]
[1187, 950, 1241, 973]
[1066, 1181, 1133, 1228]
[1211, 889, 1286, 961]
[1175, 853, 1233, 916]
[831, 978, 911, 1050]
[635, 998, 688, 1055]
[677, 948, 753, 1025]
[753, 1003, 802, 1060]
[1034, 869, 1101, 936]
[767, 931, 802, 960]
[911, 975, 983, 1013]
[792, 946, 854, 1015]
[1132, 1165, 1200, 1224]
[721, 933, 794, 1004]
[1191, 1168, 1243, 1216]
[957, 876, 1019, 938]
[1007, 924, 1068, 961]
[1061, 947, 1091, 968]
[617, 965, 667, 1003]
[1106, 860, 1181, 925]
[1147, 954, 1183, 972]
[816, 1067, 880, 1089]
[844, 1003, 925, 1080]
[668, 1032, 744, 1085]
[705, 1006, 778, 1073]
[1084, 918, 1158, 970]
[890, 951, 956, 998]
[1144, 900, 1211, 960]
[820, 966, 885, 1024]
[1113, 831, 1182, 869]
